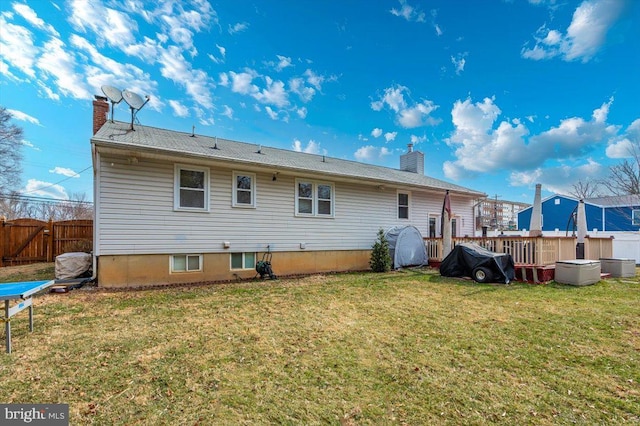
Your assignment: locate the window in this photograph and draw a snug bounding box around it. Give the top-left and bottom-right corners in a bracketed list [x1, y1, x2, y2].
[295, 180, 334, 217]
[174, 165, 209, 211]
[554, 198, 561, 205]
[398, 192, 409, 219]
[429, 217, 437, 238]
[633, 209, 640, 226]
[233, 172, 256, 208]
[231, 252, 256, 270]
[451, 218, 457, 238]
[171, 254, 202, 272]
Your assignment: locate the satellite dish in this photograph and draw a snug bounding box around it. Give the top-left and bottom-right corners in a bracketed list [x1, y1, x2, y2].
[122, 89, 150, 131]
[101, 85, 123, 122]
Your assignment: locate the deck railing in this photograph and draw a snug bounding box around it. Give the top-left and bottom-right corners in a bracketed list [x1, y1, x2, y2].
[425, 236, 613, 265]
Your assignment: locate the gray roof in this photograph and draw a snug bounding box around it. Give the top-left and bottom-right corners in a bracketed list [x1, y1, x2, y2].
[585, 195, 640, 207]
[92, 120, 485, 197]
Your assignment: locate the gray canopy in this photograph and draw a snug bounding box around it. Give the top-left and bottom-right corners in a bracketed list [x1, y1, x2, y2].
[384, 225, 428, 269]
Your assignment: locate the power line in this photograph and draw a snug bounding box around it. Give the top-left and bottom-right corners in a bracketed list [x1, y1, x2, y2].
[19, 165, 92, 195]
[0, 193, 93, 204]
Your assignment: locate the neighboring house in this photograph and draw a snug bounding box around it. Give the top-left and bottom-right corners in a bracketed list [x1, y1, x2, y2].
[518, 194, 640, 234]
[91, 96, 485, 287]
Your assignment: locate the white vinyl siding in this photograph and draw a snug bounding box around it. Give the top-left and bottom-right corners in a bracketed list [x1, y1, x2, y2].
[96, 156, 477, 255]
[174, 164, 209, 211]
[295, 179, 334, 217]
[232, 172, 256, 208]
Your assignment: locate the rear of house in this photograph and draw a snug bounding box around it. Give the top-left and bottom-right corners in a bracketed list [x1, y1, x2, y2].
[91, 96, 485, 287]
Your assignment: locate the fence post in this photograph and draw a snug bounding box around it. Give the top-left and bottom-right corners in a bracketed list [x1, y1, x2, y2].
[0, 218, 5, 267]
[46, 218, 54, 262]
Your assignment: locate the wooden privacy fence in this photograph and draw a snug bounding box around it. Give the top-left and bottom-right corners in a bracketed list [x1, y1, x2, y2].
[425, 236, 614, 265]
[0, 218, 93, 267]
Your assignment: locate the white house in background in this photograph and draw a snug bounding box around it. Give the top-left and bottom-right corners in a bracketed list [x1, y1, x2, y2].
[90, 96, 486, 288]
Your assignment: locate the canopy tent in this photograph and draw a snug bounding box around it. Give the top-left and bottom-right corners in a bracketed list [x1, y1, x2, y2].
[384, 225, 428, 269]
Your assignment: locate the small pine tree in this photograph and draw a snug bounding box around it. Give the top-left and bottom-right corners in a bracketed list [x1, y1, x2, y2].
[370, 228, 392, 272]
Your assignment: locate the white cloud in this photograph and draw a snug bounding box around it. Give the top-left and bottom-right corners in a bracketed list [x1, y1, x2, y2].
[23, 179, 68, 199]
[49, 167, 80, 177]
[390, 0, 426, 22]
[606, 118, 640, 158]
[12, 3, 59, 36]
[444, 96, 620, 181]
[37, 37, 92, 99]
[158, 45, 213, 107]
[354, 145, 392, 161]
[521, 0, 625, 62]
[371, 128, 383, 138]
[252, 76, 289, 107]
[275, 55, 292, 71]
[289, 77, 315, 102]
[384, 132, 397, 142]
[509, 159, 606, 194]
[209, 44, 226, 63]
[68, 0, 138, 49]
[451, 53, 467, 75]
[21, 139, 40, 151]
[292, 139, 326, 155]
[6, 109, 40, 125]
[0, 16, 38, 78]
[221, 105, 233, 119]
[228, 70, 258, 95]
[410, 134, 427, 144]
[228, 22, 249, 34]
[296, 107, 307, 119]
[264, 106, 279, 120]
[371, 84, 440, 128]
[168, 100, 189, 117]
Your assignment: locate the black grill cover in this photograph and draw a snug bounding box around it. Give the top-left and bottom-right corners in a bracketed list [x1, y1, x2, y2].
[439, 243, 515, 284]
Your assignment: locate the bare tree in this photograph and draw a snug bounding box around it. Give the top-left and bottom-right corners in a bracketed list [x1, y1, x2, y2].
[0, 107, 24, 194]
[601, 143, 640, 196]
[0, 192, 93, 220]
[569, 180, 601, 200]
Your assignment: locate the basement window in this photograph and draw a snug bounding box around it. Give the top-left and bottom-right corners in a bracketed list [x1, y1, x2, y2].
[231, 252, 256, 270]
[171, 254, 202, 272]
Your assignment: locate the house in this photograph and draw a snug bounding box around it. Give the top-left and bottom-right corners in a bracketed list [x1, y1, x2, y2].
[90, 96, 486, 287]
[518, 193, 640, 234]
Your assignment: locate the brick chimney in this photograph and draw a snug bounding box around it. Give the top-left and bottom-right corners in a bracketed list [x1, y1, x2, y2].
[400, 143, 424, 174]
[93, 95, 109, 135]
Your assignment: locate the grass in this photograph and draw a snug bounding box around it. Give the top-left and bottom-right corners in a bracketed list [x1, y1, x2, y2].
[0, 266, 639, 425]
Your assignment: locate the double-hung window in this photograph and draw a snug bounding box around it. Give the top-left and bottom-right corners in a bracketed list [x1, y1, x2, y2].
[398, 192, 410, 219]
[233, 172, 256, 208]
[295, 180, 334, 217]
[174, 164, 209, 211]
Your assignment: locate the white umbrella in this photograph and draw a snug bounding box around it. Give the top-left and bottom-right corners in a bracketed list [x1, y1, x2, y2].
[576, 199, 587, 259]
[441, 190, 452, 258]
[529, 183, 543, 237]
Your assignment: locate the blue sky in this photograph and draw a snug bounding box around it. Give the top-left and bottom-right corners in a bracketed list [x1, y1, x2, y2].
[1, 0, 638, 204]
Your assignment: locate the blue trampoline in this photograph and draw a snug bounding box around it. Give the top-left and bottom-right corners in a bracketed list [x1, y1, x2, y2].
[1, 280, 54, 354]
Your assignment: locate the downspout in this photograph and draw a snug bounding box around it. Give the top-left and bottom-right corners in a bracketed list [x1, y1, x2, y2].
[91, 144, 99, 281]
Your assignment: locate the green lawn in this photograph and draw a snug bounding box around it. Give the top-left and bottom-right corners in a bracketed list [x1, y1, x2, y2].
[1, 268, 638, 425]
